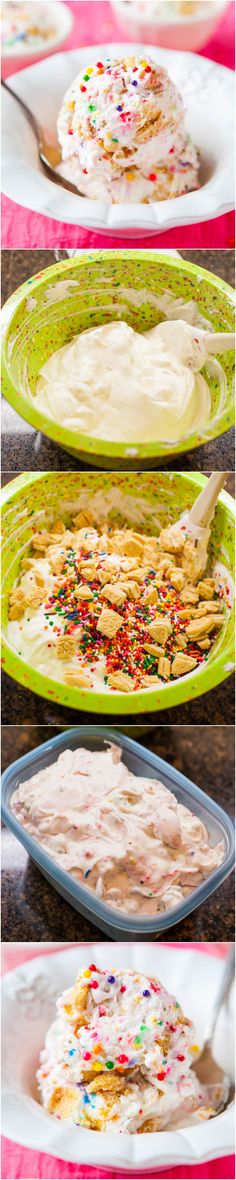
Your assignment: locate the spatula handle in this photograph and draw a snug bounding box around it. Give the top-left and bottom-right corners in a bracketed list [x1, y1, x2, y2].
[188, 473, 227, 528]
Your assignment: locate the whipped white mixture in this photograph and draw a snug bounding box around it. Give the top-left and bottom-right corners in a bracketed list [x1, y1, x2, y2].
[37, 963, 216, 1132]
[35, 318, 215, 444]
[57, 54, 199, 203]
[11, 744, 224, 916]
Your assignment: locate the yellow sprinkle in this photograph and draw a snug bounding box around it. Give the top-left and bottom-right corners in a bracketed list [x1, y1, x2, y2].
[83, 969, 91, 979]
[66, 101, 75, 111]
[126, 171, 135, 181]
[86, 68, 93, 76]
[150, 1014, 157, 1024]
[140, 60, 148, 67]
[190, 1044, 200, 1053]
[92, 1062, 104, 1072]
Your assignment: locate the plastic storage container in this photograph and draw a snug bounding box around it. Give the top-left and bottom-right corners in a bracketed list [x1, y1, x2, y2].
[1, 727, 235, 940]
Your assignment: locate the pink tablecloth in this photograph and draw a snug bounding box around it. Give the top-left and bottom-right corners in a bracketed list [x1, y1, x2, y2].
[1, 942, 234, 1180]
[1, 0, 235, 249]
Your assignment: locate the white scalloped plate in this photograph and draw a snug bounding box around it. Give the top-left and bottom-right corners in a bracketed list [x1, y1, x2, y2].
[1, 43, 234, 237]
[2, 944, 234, 1170]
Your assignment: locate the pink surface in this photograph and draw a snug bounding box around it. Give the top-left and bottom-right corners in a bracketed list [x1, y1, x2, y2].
[1, 942, 233, 1180]
[1, 0, 235, 249]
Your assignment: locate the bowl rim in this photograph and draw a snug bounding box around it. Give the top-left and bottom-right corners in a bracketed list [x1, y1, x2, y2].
[1, 0, 73, 58]
[111, 0, 228, 27]
[1, 249, 235, 461]
[1, 470, 235, 715]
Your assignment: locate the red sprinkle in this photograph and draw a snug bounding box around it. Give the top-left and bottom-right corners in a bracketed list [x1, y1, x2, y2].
[157, 1070, 166, 1081]
[89, 964, 97, 971]
[177, 1054, 185, 1062]
[117, 1054, 129, 1063]
[96, 61, 103, 67]
[83, 1051, 91, 1060]
[120, 985, 126, 993]
[90, 981, 99, 989]
[148, 172, 157, 181]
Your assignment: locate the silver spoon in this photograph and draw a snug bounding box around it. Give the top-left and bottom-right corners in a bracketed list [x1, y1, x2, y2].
[192, 945, 235, 1114]
[1, 77, 82, 197]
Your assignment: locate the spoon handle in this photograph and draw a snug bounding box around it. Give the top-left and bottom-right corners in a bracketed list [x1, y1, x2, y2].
[187, 472, 227, 528]
[204, 946, 235, 1046]
[1, 77, 42, 139]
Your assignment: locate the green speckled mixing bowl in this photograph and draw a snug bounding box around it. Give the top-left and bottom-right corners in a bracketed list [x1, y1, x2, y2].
[1, 472, 235, 715]
[1, 251, 235, 469]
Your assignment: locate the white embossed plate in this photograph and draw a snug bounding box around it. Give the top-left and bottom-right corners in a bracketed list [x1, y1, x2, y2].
[1, 44, 234, 238]
[2, 943, 235, 1170]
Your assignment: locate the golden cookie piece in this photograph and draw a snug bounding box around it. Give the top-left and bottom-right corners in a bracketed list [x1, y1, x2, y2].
[48, 552, 66, 576]
[75, 585, 94, 601]
[171, 653, 198, 677]
[9, 602, 25, 621]
[147, 618, 172, 645]
[101, 583, 126, 607]
[50, 519, 66, 535]
[158, 656, 171, 680]
[107, 671, 134, 692]
[144, 642, 165, 657]
[144, 586, 158, 606]
[48, 1085, 77, 1118]
[64, 670, 90, 688]
[118, 580, 140, 600]
[198, 578, 216, 599]
[72, 511, 94, 529]
[195, 601, 221, 616]
[97, 606, 123, 638]
[79, 561, 98, 582]
[32, 532, 52, 552]
[57, 634, 76, 660]
[24, 587, 45, 608]
[180, 585, 199, 605]
[169, 569, 185, 592]
[186, 615, 223, 640]
[158, 527, 185, 554]
[140, 675, 160, 688]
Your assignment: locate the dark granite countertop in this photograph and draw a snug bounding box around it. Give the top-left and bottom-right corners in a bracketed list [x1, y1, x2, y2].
[2, 472, 234, 724]
[1, 249, 235, 473]
[1, 724, 234, 943]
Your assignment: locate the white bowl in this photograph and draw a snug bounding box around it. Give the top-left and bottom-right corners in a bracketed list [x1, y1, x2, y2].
[111, 1, 228, 53]
[1, 43, 234, 238]
[2, 943, 234, 1171]
[1, 1, 73, 78]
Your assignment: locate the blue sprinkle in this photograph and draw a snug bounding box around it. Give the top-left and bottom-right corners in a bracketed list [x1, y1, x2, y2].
[84, 868, 91, 878]
[68, 1048, 76, 1057]
[116, 104, 123, 111]
[131, 80, 138, 86]
[108, 975, 115, 984]
[84, 1095, 90, 1105]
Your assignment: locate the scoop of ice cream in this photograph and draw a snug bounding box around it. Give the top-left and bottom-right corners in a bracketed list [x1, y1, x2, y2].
[37, 964, 215, 1132]
[1, 1, 55, 49]
[57, 54, 199, 203]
